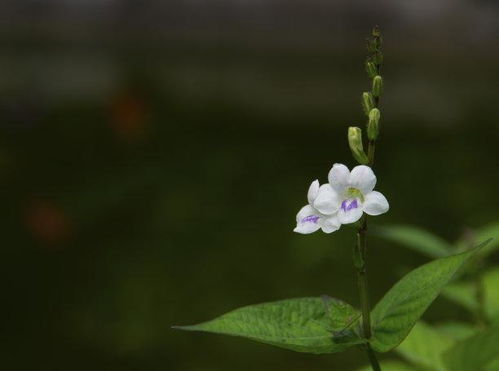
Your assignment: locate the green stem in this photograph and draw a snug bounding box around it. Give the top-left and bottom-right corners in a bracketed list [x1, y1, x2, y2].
[356, 217, 372, 338]
[354, 214, 381, 371]
[353, 26, 382, 370]
[367, 141, 375, 167]
[365, 344, 382, 371]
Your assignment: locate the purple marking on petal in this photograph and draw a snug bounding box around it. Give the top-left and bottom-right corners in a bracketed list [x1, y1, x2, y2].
[302, 215, 320, 224]
[349, 199, 358, 210]
[341, 199, 359, 212]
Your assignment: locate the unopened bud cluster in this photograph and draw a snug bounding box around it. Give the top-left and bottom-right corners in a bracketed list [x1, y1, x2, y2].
[348, 26, 384, 165]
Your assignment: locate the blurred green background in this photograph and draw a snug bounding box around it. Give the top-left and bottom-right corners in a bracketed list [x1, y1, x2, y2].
[1, 1, 498, 370]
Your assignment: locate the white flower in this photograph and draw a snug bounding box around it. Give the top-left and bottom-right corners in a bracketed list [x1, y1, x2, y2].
[294, 180, 342, 234]
[325, 163, 389, 224]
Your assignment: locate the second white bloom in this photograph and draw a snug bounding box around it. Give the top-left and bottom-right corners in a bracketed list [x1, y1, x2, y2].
[294, 180, 342, 234]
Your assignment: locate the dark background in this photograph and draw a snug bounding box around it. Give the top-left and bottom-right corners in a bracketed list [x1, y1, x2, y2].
[1, 1, 498, 370]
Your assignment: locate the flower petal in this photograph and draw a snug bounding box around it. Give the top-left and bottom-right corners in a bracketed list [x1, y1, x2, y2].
[321, 215, 341, 233]
[328, 163, 350, 193]
[337, 198, 363, 224]
[296, 205, 315, 222]
[349, 165, 376, 194]
[313, 184, 341, 215]
[363, 191, 389, 216]
[294, 205, 321, 234]
[307, 179, 320, 204]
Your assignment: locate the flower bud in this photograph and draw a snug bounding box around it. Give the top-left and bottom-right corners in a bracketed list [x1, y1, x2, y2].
[348, 127, 368, 165]
[367, 108, 380, 141]
[372, 75, 383, 97]
[362, 92, 375, 116]
[365, 61, 377, 79]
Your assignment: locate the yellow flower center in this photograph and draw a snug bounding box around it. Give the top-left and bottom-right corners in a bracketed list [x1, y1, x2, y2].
[346, 187, 364, 202]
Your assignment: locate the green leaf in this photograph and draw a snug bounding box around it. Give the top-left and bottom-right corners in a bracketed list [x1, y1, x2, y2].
[174, 297, 364, 354]
[370, 241, 487, 353]
[373, 225, 453, 258]
[485, 359, 499, 371]
[357, 360, 417, 371]
[443, 325, 499, 371]
[484, 268, 499, 323]
[396, 321, 454, 371]
[433, 322, 477, 341]
[442, 267, 499, 322]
